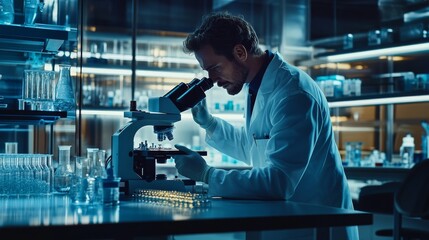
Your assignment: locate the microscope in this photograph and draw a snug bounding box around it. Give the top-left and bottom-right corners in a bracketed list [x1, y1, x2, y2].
[111, 77, 213, 195]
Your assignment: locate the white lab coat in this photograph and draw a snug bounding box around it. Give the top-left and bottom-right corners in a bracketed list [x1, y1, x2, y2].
[204, 52, 359, 240]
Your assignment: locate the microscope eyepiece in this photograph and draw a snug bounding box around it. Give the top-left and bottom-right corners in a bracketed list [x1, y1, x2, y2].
[175, 77, 213, 112]
[196, 77, 214, 91]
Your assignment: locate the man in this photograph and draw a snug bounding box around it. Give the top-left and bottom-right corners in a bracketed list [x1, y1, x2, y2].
[174, 12, 359, 240]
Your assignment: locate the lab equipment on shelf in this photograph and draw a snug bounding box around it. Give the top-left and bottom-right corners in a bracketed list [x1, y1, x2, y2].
[22, 70, 56, 111]
[345, 141, 362, 166]
[54, 64, 75, 116]
[342, 78, 362, 96]
[399, 133, 415, 167]
[315, 75, 345, 98]
[24, 0, 44, 25]
[0, 0, 14, 24]
[5, 142, 17, 154]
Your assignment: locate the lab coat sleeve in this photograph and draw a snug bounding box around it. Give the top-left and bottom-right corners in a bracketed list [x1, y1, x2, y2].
[205, 117, 253, 165]
[207, 92, 324, 200]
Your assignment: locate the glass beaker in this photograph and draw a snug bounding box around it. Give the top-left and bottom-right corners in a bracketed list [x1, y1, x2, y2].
[54, 145, 74, 193]
[0, 0, 14, 24]
[54, 64, 76, 115]
[24, 0, 37, 25]
[5, 142, 18, 154]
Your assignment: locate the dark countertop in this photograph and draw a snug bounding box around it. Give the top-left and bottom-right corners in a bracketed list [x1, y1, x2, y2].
[0, 194, 372, 240]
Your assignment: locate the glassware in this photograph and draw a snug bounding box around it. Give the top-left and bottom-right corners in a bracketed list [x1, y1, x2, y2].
[400, 134, 415, 167]
[0, 0, 14, 24]
[22, 70, 56, 111]
[70, 156, 91, 205]
[85, 148, 98, 178]
[54, 64, 76, 115]
[103, 177, 121, 205]
[91, 150, 107, 205]
[24, 0, 44, 25]
[54, 145, 74, 193]
[40, 154, 52, 194]
[30, 155, 43, 195]
[5, 142, 17, 154]
[345, 142, 362, 166]
[90, 149, 107, 179]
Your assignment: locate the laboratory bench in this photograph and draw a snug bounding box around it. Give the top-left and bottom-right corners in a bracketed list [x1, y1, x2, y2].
[0, 194, 372, 240]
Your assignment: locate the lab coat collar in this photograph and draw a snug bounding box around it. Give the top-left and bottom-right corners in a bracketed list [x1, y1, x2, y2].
[258, 52, 285, 95]
[248, 52, 285, 128]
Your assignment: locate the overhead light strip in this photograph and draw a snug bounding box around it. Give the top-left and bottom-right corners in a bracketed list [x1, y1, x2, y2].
[328, 95, 429, 108]
[325, 42, 429, 62]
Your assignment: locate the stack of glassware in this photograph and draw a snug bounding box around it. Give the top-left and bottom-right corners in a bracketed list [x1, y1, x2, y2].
[69, 148, 113, 206]
[0, 153, 54, 196]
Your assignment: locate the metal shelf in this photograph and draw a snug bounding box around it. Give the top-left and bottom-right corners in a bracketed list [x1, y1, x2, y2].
[0, 109, 67, 125]
[344, 166, 410, 182]
[297, 39, 429, 66]
[0, 24, 77, 53]
[327, 90, 429, 108]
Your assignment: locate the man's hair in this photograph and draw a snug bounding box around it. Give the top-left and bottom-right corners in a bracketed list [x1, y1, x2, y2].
[183, 11, 263, 60]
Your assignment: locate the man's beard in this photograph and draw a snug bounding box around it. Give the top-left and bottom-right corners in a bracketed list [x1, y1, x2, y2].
[226, 60, 248, 95]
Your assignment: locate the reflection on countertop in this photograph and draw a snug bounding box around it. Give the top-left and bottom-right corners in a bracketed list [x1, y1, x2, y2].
[0, 194, 119, 227]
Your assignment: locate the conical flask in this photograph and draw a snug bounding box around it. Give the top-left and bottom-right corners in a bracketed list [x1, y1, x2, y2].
[54, 145, 74, 193]
[54, 64, 76, 115]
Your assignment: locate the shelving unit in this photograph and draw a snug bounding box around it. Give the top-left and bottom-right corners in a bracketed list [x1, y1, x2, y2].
[0, 24, 77, 53]
[297, 36, 429, 173]
[0, 109, 67, 124]
[0, 23, 77, 155]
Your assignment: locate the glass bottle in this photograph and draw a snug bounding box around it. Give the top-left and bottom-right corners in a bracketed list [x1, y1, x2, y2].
[0, 0, 14, 24]
[40, 154, 52, 195]
[54, 145, 74, 193]
[54, 64, 76, 116]
[400, 133, 415, 167]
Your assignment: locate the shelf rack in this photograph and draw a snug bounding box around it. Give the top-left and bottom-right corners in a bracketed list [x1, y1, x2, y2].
[0, 110, 67, 125]
[0, 24, 77, 53]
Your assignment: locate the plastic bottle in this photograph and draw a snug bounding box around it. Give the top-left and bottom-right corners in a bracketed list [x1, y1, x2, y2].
[400, 133, 415, 167]
[0, 0, 14, 24]
[54, 145, 74, 193]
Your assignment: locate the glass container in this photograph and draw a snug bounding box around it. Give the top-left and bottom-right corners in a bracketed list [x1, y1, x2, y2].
[0, 0, 14, 24]
[54, 64, 76, 115]
[24, 0, 44, 25]
[54, 145, 74, 193]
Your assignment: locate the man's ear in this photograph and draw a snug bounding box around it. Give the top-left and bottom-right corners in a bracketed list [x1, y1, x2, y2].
[233, 44, 247, 62]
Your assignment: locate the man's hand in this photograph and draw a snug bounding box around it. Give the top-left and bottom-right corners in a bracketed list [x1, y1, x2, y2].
[174, 144, 213, 183]
[191, 99, 214, 129]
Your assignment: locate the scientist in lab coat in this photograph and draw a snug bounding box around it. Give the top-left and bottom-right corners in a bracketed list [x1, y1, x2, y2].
[174, 12, 359, 240]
